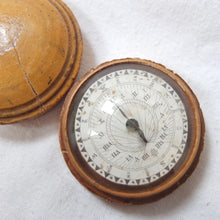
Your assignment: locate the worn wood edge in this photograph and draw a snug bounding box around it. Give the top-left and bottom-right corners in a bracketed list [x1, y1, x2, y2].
[59, 58, 205, 204]
[0, 0, 83, 124]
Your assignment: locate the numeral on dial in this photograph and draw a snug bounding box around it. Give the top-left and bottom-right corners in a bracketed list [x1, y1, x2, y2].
[112, 150, 120, 158]
[103, 142, 113, 151]
[144, 94, 151, 102]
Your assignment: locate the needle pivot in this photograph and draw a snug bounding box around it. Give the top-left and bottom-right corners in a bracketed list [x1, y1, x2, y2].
[115, 103, 148, 143]
[126, 118, 148, 143]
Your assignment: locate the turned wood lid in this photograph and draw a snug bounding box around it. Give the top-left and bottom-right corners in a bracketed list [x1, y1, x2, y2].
[0, 0, 82, 124]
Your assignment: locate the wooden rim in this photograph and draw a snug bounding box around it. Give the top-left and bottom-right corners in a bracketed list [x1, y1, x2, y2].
[59, 58, 205, 204]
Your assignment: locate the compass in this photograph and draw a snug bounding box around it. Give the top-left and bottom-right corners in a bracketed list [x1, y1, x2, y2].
[59, 58, 205, 204]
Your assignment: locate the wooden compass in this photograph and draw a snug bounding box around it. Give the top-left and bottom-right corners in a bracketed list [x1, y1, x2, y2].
[59, 58, 205, 204]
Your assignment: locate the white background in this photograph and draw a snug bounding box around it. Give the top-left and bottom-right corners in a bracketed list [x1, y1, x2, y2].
[1, 0, 220, 219]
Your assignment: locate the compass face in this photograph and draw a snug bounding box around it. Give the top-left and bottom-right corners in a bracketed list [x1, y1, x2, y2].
[68, 64, 189, 186]
[60, 59, 204, 204]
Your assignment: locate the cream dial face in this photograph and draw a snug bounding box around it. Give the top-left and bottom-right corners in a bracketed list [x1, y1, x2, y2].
[72, 69, 188, 186]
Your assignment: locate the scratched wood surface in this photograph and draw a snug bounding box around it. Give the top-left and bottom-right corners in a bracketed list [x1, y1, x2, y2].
[0, 0, 82, 124]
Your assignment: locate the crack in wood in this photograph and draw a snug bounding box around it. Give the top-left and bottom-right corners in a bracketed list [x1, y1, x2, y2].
[11, 40, 45, 112]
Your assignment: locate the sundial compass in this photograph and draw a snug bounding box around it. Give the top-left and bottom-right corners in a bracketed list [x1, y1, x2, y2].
[59, 58, 204, 204]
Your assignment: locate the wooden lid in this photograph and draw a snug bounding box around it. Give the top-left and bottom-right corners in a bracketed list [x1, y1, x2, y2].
[0, 0, 82, 124]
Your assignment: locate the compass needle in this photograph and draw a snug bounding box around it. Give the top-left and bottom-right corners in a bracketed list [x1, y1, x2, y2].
[126, 118, 148, 143]
[115, 104, 129, 119]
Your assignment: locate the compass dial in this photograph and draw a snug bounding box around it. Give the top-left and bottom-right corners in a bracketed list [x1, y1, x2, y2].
[74, 70, 187, 185]
[60, 59, 204, 204]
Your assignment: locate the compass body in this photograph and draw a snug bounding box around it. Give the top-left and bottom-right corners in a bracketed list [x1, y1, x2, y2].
[59, 58, 204, 204]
